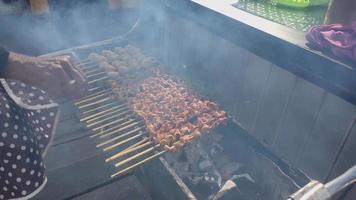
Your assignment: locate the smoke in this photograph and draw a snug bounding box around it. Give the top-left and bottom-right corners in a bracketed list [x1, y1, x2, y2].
[0, 0, 141, 55]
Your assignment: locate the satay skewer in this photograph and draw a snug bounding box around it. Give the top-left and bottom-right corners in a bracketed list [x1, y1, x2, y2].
[111, 150, 166, 178]
[76, 60, 95, 68]
[99, 121, 142, 138]
[77, 97, 113, 109]
[86, 72, 108, 79]
[76, 89, 111, 103]
[106, 140, 152, 162]
[97, 127, 143, 148]
[80, 104, 127, 122]
[103, 132, 144, 152]
[86, 107, 129, 124]
[114, 144, 160, 168]
[92, 115, 134, 132]
[106, 138, 150, 162]
[88, 76, 110, 85]
[75, 91, 112, 106]
[90, 119, 137, 138]
[82, 102, 117, 115]
[88, 86, 105, 93]
[84, 68, 103, 76]
[86, 110, 130, 128]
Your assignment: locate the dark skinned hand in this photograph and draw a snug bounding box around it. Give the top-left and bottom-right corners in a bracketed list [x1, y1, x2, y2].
[3, 52, 87, 100]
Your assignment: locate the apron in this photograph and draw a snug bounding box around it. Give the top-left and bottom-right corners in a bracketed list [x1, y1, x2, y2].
[0, 79, 59, 200]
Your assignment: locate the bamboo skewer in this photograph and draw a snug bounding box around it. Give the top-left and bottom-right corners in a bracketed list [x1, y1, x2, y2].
[75, 91, 112, 106]
[115, 144, 159, 167]
[84, 68, 103, 75]
[92, 115, 134, 132]
[88, 86, 105, 93]
[111, 150, 166, 178]
[108, 138, 149, 159]
[86, 110, 130, 128]
[86, 72, 108, 79]
[99, 121, 142, 138]
[90, 119, 137, 138]
[96, 127, 144, 148]
[114, 144, 160, 168]
[76, 60, 95, 68]
[82, 102, 117, 115]
[88, 76, 110, 85]
[77, 97, 113, 110]
[103, 133, 144, 152]
[85, 107, 129, 124]
[124, 138, 149, 151]
[106, 141, 152, 162]
[80, 104, 127, 122]
[76, 89, 111, 103]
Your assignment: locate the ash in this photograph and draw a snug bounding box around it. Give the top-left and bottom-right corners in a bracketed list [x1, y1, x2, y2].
[164, 131, 244, 200]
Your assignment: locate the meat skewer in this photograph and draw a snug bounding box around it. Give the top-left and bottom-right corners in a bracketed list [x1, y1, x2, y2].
[77, 45, 227, 178]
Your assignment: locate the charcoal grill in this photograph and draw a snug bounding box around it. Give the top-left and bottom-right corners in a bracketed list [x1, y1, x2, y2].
[33, 0, 356, 199]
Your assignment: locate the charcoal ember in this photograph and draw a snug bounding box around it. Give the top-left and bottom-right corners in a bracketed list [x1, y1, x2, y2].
[213, 180, 241, 200]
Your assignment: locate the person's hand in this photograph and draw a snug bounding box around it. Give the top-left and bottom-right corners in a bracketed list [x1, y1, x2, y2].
[4, 52, 87, 100]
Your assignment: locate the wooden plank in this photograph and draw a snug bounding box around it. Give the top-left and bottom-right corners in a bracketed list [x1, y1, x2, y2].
[35, 154, 116, 200]
[45, 132, 102, 172]
[251, 66, 297, 147]
[72, 176, 152, 200]
[234, 53, 273, 132]
[295, 94, 356, 181]
[272, 78, 326, 166]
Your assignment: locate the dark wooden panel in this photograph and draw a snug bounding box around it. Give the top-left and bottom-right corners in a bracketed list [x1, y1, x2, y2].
[272, 79, 326, 165]
[295, 94, 356, 182]
[35, 154, 116, 200]
[73, 176, 152, 200]
[328, 119, 356, 181]
[251, 66, 297, 146]
[234, 53, 273, 132]
[45, 133, 102, 172]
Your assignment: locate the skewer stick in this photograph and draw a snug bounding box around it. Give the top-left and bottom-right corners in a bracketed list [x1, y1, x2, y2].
[86, 72, 107, 79]
[99, 121, 141, 138]
[113, 138, 148, 155]
[106, 140, 152, 162]
[92, 115, 134, 132]
[96, 127, 143, 148]
[75, 91, 112, 106]
[90, 119, 136, 138]
[111, 150, 166, 178]
[103, 133, 143, 152]
[77, 97, 112, 110]
[125, 138, 149, 150]
[84, 68, 102, 75]
[86, 110, 130, 128]
[76, 89, 111, 103]
[88, 86, 105, 93]
[76, 60, 95, 68]
[82, 102, 117, 115]
[88, 76, 110, 85]
[80, 104, 127, 122]
[114, 144, 160, 168]
[86, 107, 129, 124]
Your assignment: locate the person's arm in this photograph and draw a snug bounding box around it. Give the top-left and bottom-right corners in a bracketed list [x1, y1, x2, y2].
[3, 51, 87, 99]
[0, 47, 9, 73]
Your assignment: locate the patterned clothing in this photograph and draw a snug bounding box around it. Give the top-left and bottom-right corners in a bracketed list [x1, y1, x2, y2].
[0, 79, 59, 200]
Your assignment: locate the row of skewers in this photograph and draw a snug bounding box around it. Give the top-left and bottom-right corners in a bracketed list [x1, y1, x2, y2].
[74, 45, 227, 178]
[133, 75, 227, 152]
